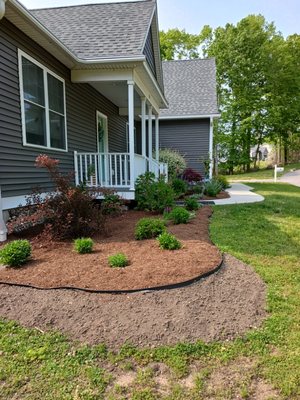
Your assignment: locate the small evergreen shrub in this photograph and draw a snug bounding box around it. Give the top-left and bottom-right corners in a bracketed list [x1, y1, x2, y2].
[166, 207, 191, 224]
[158, 149, 186, 179]
[157, 232, 182, 250]
[182, 168, 202, 183]
[204, 179, 223, 197]
[135, 173, 175, 213]
[184, 197, 200, 211]
[214, 175, 230, 190]
[108, 253, 128, 268]
[171, 178, 188, 196]
[135, 218, 166, 240]
[74, 237, 94, 254]
[101, 192, 123, 216]
[0, 239, 31, 267]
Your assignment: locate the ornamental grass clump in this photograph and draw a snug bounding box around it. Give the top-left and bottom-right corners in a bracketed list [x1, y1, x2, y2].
[74, 238, 94, 254]
[135, 218, 166, 240]
[166, 207, 191, 224]
[108, 253, 129, 268]
[204, 179, 223, 197]
[0, 239, 31, 267]
[157, 232, 182, 250]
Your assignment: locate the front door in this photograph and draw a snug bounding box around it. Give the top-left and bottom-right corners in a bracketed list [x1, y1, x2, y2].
[97, 111, 108, 183]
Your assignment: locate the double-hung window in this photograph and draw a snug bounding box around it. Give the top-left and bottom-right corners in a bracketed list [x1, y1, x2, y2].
[18, 50, 67, 151]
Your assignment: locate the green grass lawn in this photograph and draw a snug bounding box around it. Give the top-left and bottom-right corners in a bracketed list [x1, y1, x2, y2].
[228, 162, 300, 181]
[1, 183, 300, 399]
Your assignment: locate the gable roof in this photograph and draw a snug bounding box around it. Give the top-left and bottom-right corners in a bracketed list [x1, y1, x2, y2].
[30, 1, 156, 60]
[160, 59, 219, 118]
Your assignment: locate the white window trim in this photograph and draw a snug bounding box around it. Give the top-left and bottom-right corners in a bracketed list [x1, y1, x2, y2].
[18, 49, 68, 152]
[96, 110, 109, 153]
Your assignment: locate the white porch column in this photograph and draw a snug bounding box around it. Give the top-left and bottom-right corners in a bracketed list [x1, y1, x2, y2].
[209, 117, 214, 179]
[141, 97, 146, 159]
[148, 104, 153, 170]
[0, 187, 7, 242]
[155, 114, 159, 161]
[128, 80, 135, 190]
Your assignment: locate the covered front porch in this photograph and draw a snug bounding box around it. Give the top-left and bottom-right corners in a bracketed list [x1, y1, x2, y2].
[71, 64, 168, 199]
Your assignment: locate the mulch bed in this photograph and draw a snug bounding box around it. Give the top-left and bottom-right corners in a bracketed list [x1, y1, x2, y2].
[0, 207, 222, 291]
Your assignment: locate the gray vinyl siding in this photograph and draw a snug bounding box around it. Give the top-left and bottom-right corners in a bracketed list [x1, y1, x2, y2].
[0, 18, 127, 199]
[159, 119, 210, 175]
[143, 28, 156, 78]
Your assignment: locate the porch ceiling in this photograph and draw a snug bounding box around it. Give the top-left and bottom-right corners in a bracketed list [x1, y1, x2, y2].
[90, 81, 141, 110]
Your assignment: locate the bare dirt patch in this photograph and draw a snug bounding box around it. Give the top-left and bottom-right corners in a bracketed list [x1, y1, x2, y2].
[0, 207, 221, 291]
[0, 254, 267, 349]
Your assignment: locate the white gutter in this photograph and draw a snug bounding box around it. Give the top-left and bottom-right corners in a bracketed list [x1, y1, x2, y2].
[159, 114, 221, 120]
[143, 61, 168, 108]
[0, 0, 7, 19]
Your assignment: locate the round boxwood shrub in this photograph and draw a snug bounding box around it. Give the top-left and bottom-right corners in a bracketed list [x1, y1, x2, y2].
[184, 197, 200, 211]
[171, 178, 188, 196]
[135, 218, 166, 240]
[108, 253, 129, 268]
[166, 207, 191, 224]
[0, 239, 31, 267]
[157, 232, 182, 250]
[74, 237, 94, 254]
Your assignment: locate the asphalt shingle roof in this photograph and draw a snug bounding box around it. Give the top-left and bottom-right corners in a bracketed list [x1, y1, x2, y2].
[160, 59, 219, 117]
[30, 1, 155, 60]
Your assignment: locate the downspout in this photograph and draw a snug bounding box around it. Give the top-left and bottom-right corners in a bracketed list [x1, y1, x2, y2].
[209, 117, 214, 179]
[0, 0, 7, 20]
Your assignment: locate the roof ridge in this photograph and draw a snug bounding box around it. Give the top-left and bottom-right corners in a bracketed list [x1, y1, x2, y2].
[30, 0, 152, 12]
[162, 58, 215, 63]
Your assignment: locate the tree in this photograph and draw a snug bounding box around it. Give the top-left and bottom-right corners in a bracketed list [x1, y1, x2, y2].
[159, 28, 201, 60]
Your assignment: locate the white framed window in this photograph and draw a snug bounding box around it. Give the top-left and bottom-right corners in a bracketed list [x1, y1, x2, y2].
[18, 49, 68, 151]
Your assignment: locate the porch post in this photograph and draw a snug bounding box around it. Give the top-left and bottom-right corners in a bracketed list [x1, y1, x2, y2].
[148, 104, 153, 171]
[128, 80, 135, 190]
[141, 97, 146, 159]
[209, 117, 214, 179]
[155, 114, 159, 161]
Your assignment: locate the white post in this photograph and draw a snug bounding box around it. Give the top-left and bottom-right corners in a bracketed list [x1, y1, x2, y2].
[274, 164, 277, 183]
[128, 81, 135, 190]
[209, 117, 214, 179]
[148, 104, 153, 171]
[0, 0, 7, 20]
[141, 97, 146, 158]
[74, 151, 79, 186]
[0, 187, 8, 242]
[155, 114, 159, 161]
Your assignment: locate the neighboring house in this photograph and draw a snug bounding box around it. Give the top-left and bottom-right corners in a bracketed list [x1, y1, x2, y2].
[159, 59, 220, 178]
[0, 0, 168, 241]
[250, 144, 274, 162]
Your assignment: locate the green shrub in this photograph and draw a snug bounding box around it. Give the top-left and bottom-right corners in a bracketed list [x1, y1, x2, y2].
[214, 175, 230, 190]
[0, 239, 31, 267]
[166, 207, 191, 224]
[108, 253, 129, 268]
[171, 178, 188, 196]
[184, 197, 200, 211]
[135, 173, 175, 213]
[157, 232, 182, 250]
[158, 149, 186, 179]
[101, 192, 123, 216]
[74, 237, 94, 254]
[135, 218, 166, 240]
[204, 179, 223, 197]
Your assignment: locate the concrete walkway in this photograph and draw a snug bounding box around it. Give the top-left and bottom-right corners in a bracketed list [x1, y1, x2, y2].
[211, 183, 265, 205]
[279, 169, 300, 187]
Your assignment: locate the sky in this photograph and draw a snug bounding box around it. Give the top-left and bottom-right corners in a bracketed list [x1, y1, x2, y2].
[20, 0, 300, 38]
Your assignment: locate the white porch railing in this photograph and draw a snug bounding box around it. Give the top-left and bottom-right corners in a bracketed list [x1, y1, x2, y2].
[74, 151, 168, 189]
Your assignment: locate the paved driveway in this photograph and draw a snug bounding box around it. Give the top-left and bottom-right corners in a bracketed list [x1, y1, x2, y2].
[280, 169, 300, 187]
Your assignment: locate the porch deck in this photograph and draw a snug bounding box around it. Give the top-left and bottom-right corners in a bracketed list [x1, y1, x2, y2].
[74, 151, 168, 199]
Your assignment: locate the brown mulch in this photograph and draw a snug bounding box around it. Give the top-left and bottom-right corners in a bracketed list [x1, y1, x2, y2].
[0, 254, 267, 349]
[202, 191, 230, 200]
[0, 207, 221, 291]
